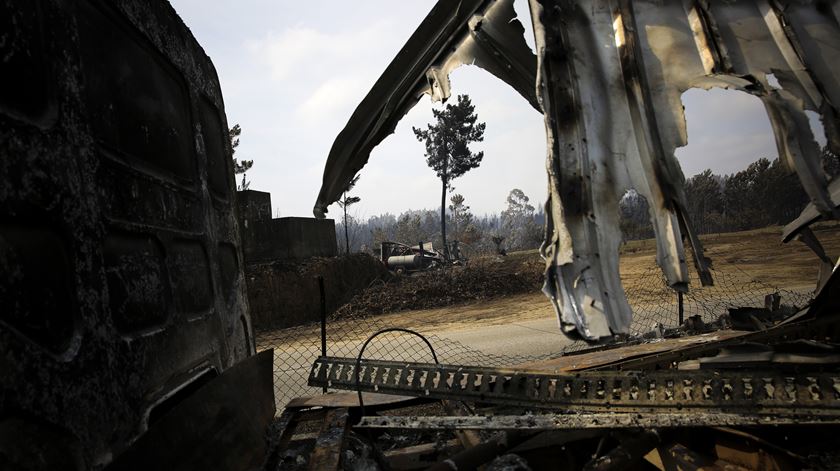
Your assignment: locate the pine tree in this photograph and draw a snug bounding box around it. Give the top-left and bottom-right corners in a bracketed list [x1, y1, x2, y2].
[229, 124, 254, 191]
[337, 175, 361, 254]
[413, 95, 485, 259]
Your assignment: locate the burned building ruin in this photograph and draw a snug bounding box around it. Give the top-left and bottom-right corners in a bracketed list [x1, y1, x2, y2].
[314, 0, 840, 342]
[3, 0, 840, 470]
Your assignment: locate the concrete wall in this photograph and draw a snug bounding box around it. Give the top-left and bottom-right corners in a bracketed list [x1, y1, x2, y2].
[234, 190, 345, 330]
[246, 254, 387, 330]
[243, 217, 338, 262]
[236, 190, 272, 226]
[236, 190, 338, 262]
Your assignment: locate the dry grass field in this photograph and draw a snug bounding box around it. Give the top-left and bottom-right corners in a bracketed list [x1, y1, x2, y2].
[267, 224, 840, 341]
[620, 223, 840, 291]
[268, 224, 840, 345]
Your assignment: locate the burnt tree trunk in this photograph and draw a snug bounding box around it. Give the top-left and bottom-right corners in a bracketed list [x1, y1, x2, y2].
[440, 160, 449, 261]
[343, 194, 350, 254]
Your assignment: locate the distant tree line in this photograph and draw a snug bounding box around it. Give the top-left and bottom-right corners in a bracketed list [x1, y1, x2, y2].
[335, 189, 544, 257]
[619, 148, 840, 240]
[337, 149, 839, 255]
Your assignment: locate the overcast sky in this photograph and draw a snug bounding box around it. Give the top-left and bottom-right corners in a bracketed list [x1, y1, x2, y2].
[169, 0, 803, 220]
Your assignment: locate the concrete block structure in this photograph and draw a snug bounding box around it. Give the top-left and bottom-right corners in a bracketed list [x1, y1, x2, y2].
[233, 191, 385, 331]
[236, 190, 337, 262]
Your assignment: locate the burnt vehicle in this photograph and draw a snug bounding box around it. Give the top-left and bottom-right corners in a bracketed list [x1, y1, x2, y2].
[381, 241, 440, 274]
[0, 1, 270, 469]
[380, 240, 466, 274]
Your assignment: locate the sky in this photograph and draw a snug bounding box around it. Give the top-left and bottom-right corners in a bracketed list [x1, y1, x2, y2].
[168, 0, 816, 220]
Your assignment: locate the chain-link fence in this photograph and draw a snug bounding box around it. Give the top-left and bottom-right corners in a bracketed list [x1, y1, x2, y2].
[625, 263, 812, 335]
[256, 257, 815, 410]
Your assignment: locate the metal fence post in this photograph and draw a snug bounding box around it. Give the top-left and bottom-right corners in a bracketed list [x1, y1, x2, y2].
[318, 275, 327, 393]
[678, 290, 684, 326]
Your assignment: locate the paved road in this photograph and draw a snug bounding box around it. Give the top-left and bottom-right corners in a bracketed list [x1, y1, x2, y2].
[267, 314, 578, 408]
[261, 292, 585, 408]
[425, 315, 575, 358]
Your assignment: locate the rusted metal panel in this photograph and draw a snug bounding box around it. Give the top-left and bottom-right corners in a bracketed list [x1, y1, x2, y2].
[590, 317, 834, 370]
[105, 350, 275, 471]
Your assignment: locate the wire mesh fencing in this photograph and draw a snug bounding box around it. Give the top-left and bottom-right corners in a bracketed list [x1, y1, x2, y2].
[626, 263, 812, 335]
[256, 258, 815, 410]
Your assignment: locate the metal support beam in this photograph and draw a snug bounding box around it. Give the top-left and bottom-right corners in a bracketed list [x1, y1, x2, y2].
[309, 356, 840, 414]
[355, 413, 840, 431]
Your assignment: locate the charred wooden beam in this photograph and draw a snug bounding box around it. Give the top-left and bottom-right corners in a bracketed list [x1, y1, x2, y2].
[307, 408, 349, 471]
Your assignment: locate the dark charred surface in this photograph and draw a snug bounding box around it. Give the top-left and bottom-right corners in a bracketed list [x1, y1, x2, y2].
[0, 1, 252, 469]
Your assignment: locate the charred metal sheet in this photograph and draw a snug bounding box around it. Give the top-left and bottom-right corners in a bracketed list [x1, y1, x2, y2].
[383, 439, 462, 470]
[309, 356, 840, 414]
[590, 316, 836, 371]
[515, 330, 751, 372]
[316, 0, 840, 342]
[427, 430, 531, 471]
[806, 263, 840, 319]
[286, 391, 418, 409]
[792, 227, 836, 293]
[0, 1, 253, 468]
[584, 430, 660, 471]
[313, 0, 537, 219]
[530, 0, 840, 340]
[531, 0, 714, 342]
[105, 350, 275, 471]
[782, 178, 840, 241]
[355, 412, 840, 431]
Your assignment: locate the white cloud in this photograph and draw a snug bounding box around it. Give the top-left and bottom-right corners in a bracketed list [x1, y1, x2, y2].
[245, 21, 395, 81]
[247, 27, 325, 80]
[296, 76, 370, 124]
